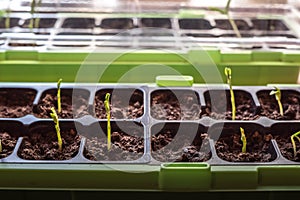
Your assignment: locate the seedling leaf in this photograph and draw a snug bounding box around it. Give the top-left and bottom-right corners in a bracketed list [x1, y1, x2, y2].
[240, 127, 247, 153]
[50, 107, 62, 151]
[104, 93, 111, 150]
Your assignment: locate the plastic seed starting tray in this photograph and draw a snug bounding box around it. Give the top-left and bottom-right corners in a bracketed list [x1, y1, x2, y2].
[0, 82, 300, 191]
[0, 12, 300, 50]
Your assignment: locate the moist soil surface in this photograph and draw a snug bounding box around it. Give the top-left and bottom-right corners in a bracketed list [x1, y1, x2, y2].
[22, 18, 57, 28]
[34, 90, 89, 118]
[151, 90, 201, 120]
[275, 135, 300, 162]
[84, 131, 144, 161]
[203, 90, 258, 120]
[258, 91, 300, 120]
[141, 18, 172, 29]
[215, 19, 250, 30]
[251, 19, 288, 31]
[62, 18, 95, 29]
[94, 90, 144, 119]
[18, 128, 81, 160]
[179, 19, 212, 30]
[100, 18, 134, 29]
[0, 132, 17, 159]
[0, 89, 36, 118]
[216, 131, 274, 162]
[151, 131, 211, 162]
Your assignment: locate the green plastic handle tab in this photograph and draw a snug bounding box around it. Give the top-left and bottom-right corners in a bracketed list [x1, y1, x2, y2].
[156, 75, 194, 87]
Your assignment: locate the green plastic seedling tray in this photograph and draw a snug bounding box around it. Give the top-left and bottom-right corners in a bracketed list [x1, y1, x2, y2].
[0, 80, 300, 194]
[0, 49, 299, 85]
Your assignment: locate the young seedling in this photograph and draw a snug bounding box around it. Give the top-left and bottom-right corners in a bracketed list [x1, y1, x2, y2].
[224, 67, 236, 120]
[104, 93, 111, 150]
[291, 130, 300, 158]
[29, 0, 42, 29]
[57, 78, 62, 113]
[5, 0, 12, 29]
[240, 127, 247, 153]
[209, 0, 241, 38]
[0, 139, 2, 153]
[270, 86, 283, 116]
[50, 107, 62, 151]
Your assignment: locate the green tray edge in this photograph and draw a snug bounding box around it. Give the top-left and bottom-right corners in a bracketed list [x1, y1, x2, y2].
[1, 163, 300, 191]
[0, 49, 299, 85]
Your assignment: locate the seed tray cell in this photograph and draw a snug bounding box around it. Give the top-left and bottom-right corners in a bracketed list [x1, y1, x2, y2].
[61, 18, 95, 29]
[140, 18, 172, 29]
[21, 18, 57, 29]
[99, 18, 135, 29]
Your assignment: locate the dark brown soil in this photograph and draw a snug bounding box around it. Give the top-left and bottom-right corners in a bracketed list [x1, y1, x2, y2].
[252, 19, 289, 31]
[61, 18, 95, 29]
[151, 131, 211, 162]
[100, 18, 134, 29]
[275, 135, 300, 162]
[141, 18, 172, 29]
[258, 90, 300, 120]
[8, 42, 41, 47]
[84, 131, 144, 161]
[179, 19, 212, 30]
[0, 18, 20, 28]
[215, 19, 250, 30]
[203, 90, 258, 120]
[34, 89, 89, 118]
[0, 89, 36, 118]
[94, 89, 144, 119]
[151, 90, 201, 120]
[22, 18, 57, 28]
[0, 132, 17, 159]
[216, 131, 274, 162]
[18, 128, 81, 160]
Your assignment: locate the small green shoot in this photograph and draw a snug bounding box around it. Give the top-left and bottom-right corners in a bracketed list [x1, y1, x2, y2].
[270, 87, 283, 116]
[50, 107, 62, 151]
[291, 131, 300, 158]
[57, 78, 62, 113]
[29, 0, 42, 29]
[209, 0, 241, 38]
[5, 0, 12, 29]
[104, 93, 111, 150]
[0, 139, 2, 153]
[224, 67, 236, 120]
[240, 127, 247, 153]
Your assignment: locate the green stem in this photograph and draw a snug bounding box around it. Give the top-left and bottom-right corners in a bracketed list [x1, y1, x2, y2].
[277, 98, 283, 116]
[5, 10, 10, 29]
[227, 13, 241, 38]
[240, 127, 247, 153]
[270, 87, 283, 116]
[291, 131, 300, 158]
[34, 0, 42, 28]
[104, 93, 111, 150]
[225, 0, 232, 11]
[225, 67, 236, 120]
[229, 79, 236, 120]
[57, 78, 62, 113]
[50, 107, 62, 151]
